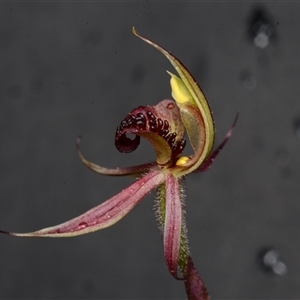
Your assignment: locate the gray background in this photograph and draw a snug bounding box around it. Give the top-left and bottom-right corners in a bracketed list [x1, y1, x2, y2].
[0, 2, 299, 299]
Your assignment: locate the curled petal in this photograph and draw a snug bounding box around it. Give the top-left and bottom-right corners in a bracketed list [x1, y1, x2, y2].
[133, 28, 215, 172]
[3, 170, 165, 238]
[115, 100, 186, 165]
[164, 173, 183, 279]
[77, 136, 158, 176]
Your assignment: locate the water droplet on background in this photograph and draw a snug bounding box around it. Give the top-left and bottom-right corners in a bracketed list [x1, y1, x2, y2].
[272, 261, 288, 276]
[263, 249, 279, 267]
[30, 77, 44, 93]
[258, 248, 287, 276]
[248, 7, 276, 49]
[240, 71, 257, 90]
[254, 32, 269, 48]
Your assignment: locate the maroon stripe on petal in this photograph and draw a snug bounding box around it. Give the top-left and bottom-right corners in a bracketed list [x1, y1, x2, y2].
[7, 170, 165, 238]
[163, 173, 182, 279]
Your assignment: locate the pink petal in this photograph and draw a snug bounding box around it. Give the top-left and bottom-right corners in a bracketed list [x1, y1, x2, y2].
[196, 112, 239, 173]
[77, 136, 158, 176]
[164, 173, 182, 279]
[184, 256, 210, 300]
[3, 170, 165, 238]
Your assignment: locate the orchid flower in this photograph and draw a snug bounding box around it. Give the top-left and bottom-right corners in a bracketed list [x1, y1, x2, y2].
[0, 28, 238, 300]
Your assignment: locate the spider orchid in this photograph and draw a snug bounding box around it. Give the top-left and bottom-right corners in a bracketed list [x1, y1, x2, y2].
[0, 28, 238, 300]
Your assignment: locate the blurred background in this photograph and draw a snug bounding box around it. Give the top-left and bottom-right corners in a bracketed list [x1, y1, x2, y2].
[0, 2, 299, 299]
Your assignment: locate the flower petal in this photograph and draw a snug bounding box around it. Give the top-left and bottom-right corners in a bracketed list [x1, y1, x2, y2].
[3, 170, 165, 237]
[164, 173, 183, 279]
[174, 101, 207, 173]
[184, 256, 210, 300]
[195, 112, 239, 173]
[115, 100, 186, 165]
[132, 27, 215, 172]
[77, 136, 158, 176]
[167, 71, 193, 104]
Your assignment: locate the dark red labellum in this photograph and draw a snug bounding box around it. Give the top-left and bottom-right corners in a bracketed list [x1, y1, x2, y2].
[115, 100, 186, 160]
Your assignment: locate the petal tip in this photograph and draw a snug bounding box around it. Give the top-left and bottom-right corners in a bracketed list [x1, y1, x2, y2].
[132, 26, 138, 36]
[0, 229, 10, 235]
[76, 135, 83, 149]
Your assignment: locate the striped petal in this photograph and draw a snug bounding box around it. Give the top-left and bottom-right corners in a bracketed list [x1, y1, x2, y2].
[77, 136, 158, 176]
[163, 173, 183, 279]
[1, 170, 165, 238]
